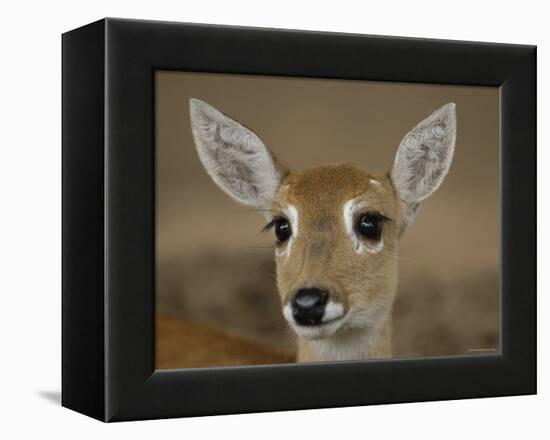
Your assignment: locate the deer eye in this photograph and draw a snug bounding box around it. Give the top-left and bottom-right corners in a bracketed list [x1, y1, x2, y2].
[356, 213, 383, 241]
[274, 218, 292, 243]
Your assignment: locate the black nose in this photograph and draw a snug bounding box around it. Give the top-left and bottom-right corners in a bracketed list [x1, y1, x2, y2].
[291, 288, 329, 326]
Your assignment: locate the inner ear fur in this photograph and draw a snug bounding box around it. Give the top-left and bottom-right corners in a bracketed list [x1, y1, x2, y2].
[390, 103, 457, 227]
[189, 98, 288, 209]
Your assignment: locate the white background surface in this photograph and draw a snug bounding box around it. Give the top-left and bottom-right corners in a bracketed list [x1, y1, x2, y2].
[0, 0, 546, 437]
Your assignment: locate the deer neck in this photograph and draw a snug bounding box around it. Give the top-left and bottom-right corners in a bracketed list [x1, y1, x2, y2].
[296, 313, 392, 363]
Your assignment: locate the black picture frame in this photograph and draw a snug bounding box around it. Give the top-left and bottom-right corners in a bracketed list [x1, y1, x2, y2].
[62, 18, 536, 422]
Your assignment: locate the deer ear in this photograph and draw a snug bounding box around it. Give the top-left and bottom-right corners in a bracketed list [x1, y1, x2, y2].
[390, 103, 456, 225]
[189, 99, 287, 209]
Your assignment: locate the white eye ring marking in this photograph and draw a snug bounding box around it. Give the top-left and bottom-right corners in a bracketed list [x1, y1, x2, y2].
[343, 198, 384, 254]
[275, 204, 298, 259]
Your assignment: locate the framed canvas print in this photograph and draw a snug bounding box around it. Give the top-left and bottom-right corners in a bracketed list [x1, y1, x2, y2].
[62, 18, 536, 421]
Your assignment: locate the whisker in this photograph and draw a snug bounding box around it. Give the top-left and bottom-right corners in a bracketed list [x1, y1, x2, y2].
[248, 208, 272, 214]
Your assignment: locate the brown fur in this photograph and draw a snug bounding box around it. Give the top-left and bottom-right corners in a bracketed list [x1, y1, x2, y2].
[271, 164, 403, 361]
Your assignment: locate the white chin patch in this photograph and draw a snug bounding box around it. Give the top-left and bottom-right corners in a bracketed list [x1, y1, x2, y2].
[282, 302, 347, 340]
[322, 302, 344, 322]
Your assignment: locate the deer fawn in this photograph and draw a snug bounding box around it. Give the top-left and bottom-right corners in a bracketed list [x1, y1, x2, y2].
[189, 98, 456, 362]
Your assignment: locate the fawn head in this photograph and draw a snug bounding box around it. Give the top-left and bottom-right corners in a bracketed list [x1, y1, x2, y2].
[189, 99, 456, 341]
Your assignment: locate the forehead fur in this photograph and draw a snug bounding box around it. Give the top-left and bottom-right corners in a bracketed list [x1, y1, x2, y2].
[274, 164, 397, 218]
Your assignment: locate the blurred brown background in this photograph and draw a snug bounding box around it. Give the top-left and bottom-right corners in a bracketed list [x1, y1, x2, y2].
[155, 71, 500, 369]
